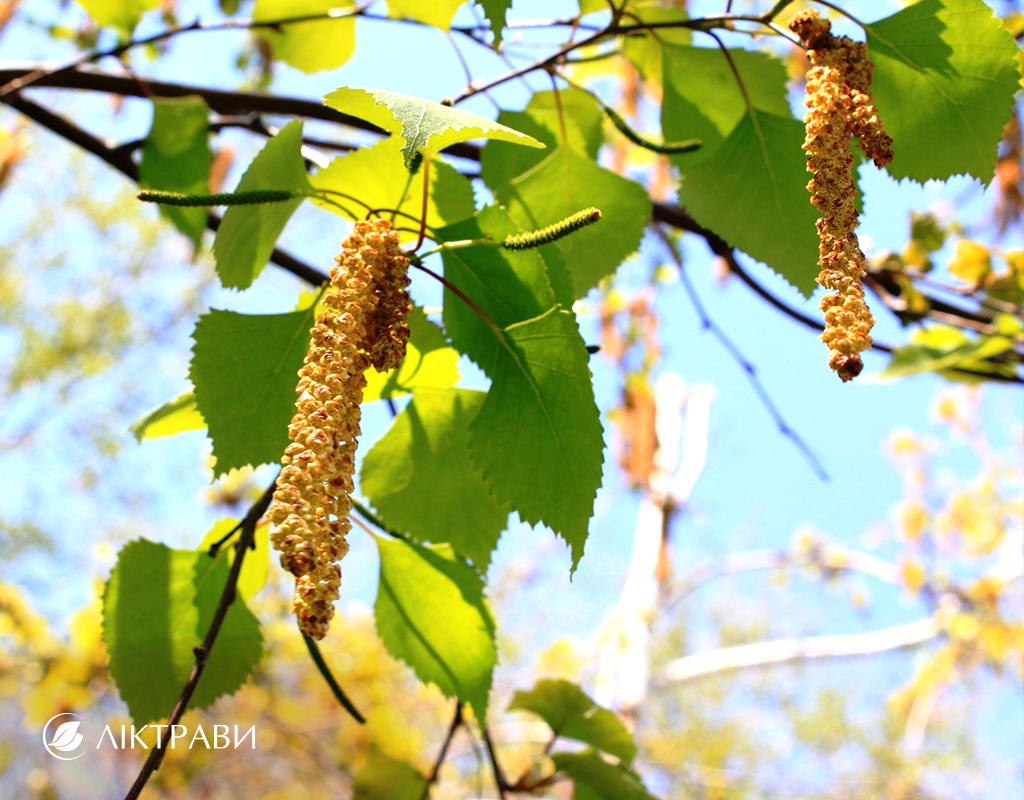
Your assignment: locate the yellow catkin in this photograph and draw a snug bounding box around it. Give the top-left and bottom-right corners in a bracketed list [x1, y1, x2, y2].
[790, 10, 892, 382]
[267, 219, 410, 640]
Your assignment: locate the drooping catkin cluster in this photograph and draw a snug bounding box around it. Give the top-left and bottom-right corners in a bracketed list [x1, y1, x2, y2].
[790, 10, 893, 382]
[268, 219, 410, 640]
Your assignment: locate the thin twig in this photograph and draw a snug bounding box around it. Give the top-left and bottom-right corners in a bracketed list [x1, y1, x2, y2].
[655, 225, 830, 481]
[420, 702, 463, 799]
[302, 633, 366, 724]
[123, 479, 276, 800]
[482, 725, 510, 798]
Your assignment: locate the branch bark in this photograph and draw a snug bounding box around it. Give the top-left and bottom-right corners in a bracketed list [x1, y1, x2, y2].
[123, 479, 276, 800]
[661, 618, 940, 684]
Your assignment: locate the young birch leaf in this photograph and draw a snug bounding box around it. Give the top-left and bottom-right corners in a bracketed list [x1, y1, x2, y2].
[374, 537, 496, 722]
[479, 0, 513, 48]
[138, 96, 211, 247]
[865, 0, 1020, 183]
[77, 0, 158, 32]
[482, 88, 603, 193]
[509, 679, 636, 762]
[361, 389, 508, 571]
[189, 306, 316, 476]
[129, 390, 205, 442]
[253, 0, 357, 74]
[676, 109, 821, 297]
[103, 539, 263, 725]
[386, 0, 464, 29]
[212, 120, 310, 290]
[623, 4, 692, 81]
[198, 518, 270, 601]
[363, 307, 461, 402]
[354, 753, 429, 800]
[469, 307, 604, 570]
[323, 87, 544, 168]
[661, 45, 790, 164]
[309, 136, 475, 242]
[499, 146, 651, 298]
[439, 204, 557, 370]
[551, 751, 657, 800]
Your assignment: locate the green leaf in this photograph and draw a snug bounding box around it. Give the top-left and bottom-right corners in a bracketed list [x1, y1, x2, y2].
[439, 204, 557, 369]
[387, 0, 464, 29]
[551, 751, 656, 800]
[309, 136, 475, 242]
[865, 0, 1020, 183]
[189, 305, 317, 476]
[103, 539, 263, 725]
[323, 87, 544, 168]
[363, 307, 461, 402]
[353, 753, 429, 800]
[675, 109, 821, 296]
[138, 97, 212, 247]
[498, 146, 651, 298]
[661, 45, 790, 163]
[481, 89, 604, 197]
[509, 679, 636, 762]
[622, 3, 692, 81]
[129, 390, 205, 442]
[76, 0, 158, 31]
[876, 325, 1016, 381]
[479, 0, 513, 48]
[362, 389, 508, 571]
[253, 0, 357, 74]
[212, 120, 310, 290]
[469, 307, 604, 569]
[481, 111, 558, 196]
[374, 537, 496, 722]
[198, 518, 270, 601]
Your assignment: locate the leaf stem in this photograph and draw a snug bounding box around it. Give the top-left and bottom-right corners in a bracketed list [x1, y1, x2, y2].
[409, 258, 504, 338]
[302, 633, 366, 724]
[413, 154, 432, 252]
[420, 702, 463, 799]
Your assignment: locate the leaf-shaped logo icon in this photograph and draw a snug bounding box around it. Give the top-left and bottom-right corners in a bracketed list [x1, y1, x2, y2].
[49, 721, 83, 751]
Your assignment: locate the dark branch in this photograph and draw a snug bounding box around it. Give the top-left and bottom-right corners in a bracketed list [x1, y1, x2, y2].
[482, 725, 511, 799]
[123, 479, 276, 800]
[655, 225, 830, 481]
[420, 702, 463, 799]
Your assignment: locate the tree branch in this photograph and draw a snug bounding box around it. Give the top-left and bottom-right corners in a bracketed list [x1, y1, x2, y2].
[123, 479, 276, 800]
[420, 702, 463, 799]
[661, 618, 940, 684]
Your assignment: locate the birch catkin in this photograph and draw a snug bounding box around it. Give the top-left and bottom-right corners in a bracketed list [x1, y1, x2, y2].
[790, 10, 893, 382]
[268, 219, 410, 640]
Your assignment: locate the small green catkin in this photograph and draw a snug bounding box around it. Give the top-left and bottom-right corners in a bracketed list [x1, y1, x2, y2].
[602, 104, 702, 155]
[502, 208, 603, 250]
[137, 189, 297, 206]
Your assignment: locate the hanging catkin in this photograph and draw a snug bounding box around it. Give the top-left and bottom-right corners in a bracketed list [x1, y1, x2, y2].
[268, 219, 410, 640]
[790, 10, 893, 382]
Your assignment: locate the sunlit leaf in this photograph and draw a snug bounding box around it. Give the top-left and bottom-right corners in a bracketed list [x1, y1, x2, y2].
[386, 0, 463, 29]
[198, 518, 270, 601]
[189, 305, 317, 475]
[498, 146, 651, 298]
[866, 0, 1020, 183]
[212, 120, 310, 290]
[354, 752, 429, 800]
[323, 87, 544, 167]
[551, 750, 656, 800]
[509, 679, 636, 761]
[138, 96, 211, 247]
[253, 0, 357, 74]
[675, 109, 821, 296]
[374, 537, 496, 722]
[129, 390, 205, 442]
[362, 389, 508, 571]
[309, 136, 475, 242]
[103, 539, 263, 725]
[76, 0, 158, 32]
